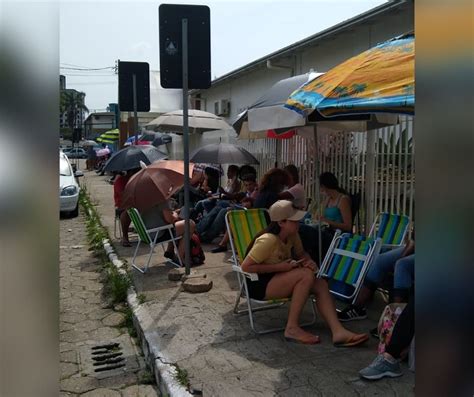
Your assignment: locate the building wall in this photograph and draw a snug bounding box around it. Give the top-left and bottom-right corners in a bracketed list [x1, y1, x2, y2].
[195, 3, 413, 124]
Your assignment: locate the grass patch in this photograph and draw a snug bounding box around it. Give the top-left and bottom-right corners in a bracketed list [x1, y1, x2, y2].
[138, 294, 147, 304]
[123, 307, 137, 338]
[139, 369, 155, 385]
[174, 365, 189, 388]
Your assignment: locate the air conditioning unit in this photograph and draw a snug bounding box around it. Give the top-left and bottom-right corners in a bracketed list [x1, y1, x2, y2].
[214, 99, 230, 116]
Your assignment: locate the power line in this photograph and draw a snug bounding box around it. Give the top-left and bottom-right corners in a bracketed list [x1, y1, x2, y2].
[60, 66, 115, 71]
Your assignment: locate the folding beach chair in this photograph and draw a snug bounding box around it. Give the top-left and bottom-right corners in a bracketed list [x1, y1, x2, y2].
[127, 207, 182, 273]
[318, 232, 382, 304]
[225, 208, 317, 334]
[368, 212, 410, 249]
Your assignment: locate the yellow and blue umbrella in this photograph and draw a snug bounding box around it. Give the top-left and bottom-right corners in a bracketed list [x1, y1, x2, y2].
[96, 129, 120, 144]
[285, 33, 414, 118]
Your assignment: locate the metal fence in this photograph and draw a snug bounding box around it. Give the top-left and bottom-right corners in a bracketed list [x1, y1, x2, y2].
[238, 116, 415, 234]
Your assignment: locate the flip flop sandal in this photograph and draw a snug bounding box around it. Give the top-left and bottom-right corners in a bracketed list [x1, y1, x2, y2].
[334, 334, 369, 348]
[285, 335, 321, 345]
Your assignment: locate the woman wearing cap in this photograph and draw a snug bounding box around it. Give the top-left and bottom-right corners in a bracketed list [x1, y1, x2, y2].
[241, 200, 369, 346]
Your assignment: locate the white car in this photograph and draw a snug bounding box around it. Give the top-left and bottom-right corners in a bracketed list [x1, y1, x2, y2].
[60, 151, 83, 217]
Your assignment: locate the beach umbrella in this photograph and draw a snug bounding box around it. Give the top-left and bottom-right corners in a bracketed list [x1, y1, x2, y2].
[81, 140, 98, 147]
[146, 109, 234, 134]
[285, 33, 414, 119]
[103, 145, 168, 173]
[190, 143, 259, 165]
[96, 129, 120, 144]
[233, 71, 323, 139]
[121, 162, 194, 211]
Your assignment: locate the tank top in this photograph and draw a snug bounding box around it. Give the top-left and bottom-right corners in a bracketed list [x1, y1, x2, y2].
[323, 194, 344, 224]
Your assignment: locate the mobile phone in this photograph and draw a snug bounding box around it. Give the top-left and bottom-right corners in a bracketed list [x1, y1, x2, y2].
[291, 259, 305, 266]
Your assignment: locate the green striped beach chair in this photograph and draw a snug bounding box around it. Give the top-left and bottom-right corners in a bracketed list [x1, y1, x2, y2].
[318, 233, 382, 303]
[127, 207, 182, 273]
[368, 212, 410, 249]
[225, 209, 317, 334]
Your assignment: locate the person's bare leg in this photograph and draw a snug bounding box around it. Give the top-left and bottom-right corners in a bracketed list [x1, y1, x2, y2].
[174, 220, 195, 261]
[120, 211, 131, 245]
[353, 285, 374, 307]
[311, 278, 368, 344]
[218, 232, 230, 247]
[266, 269, 319, 343]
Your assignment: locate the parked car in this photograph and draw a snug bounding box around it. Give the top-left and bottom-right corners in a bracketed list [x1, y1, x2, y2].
[64, 147, 88, 159]
[60, 152, 83, 217]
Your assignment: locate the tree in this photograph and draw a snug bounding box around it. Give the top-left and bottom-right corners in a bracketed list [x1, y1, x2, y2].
[60, 90, 88, 139]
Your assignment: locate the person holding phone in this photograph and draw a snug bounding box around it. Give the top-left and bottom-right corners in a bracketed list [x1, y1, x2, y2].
[241, 200, 369, 346]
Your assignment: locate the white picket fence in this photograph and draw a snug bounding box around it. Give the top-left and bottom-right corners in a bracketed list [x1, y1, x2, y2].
[238, 116, 415, 234]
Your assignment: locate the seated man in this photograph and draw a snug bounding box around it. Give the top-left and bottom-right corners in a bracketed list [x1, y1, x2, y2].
[197, 174, 258, 244]
[338, 240, 415, 322]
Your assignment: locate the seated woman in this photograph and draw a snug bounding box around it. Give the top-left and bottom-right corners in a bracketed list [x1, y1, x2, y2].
[278, 164, 306, 210]
[140, 201, 196, 263]
[318, 172, 352, 234]
[253, 168, 289, 209]
[189, 166, 221, 220]
[241, 200, 369, 346]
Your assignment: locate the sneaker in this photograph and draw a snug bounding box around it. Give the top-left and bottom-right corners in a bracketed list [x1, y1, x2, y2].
[211, 245, 227, 253]
[359, 354, 403, 380]
[337, 305, 367, 322]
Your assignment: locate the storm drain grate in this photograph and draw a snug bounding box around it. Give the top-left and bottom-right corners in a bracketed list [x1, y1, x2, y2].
[79, 335, 142, 379]
[91, 342, 126, 373]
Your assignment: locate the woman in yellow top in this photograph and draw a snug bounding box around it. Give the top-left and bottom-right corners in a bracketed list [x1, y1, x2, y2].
[241, 200, 369, 346]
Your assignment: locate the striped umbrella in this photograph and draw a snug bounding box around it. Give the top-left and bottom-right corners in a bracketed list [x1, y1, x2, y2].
[285, 33, 414, 119]
[96, 129, 120, 144]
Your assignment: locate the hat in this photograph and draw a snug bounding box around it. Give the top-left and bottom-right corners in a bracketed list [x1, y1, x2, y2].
[269, 200, 307, 222]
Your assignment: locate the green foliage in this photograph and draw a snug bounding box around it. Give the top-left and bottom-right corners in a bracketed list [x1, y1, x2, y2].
[123, 307, 137, 338]
[138, 294, 146, 304]
[174, 365, 189, 387]
[105, 267, 131, 304]
[139, 369, 155, 385]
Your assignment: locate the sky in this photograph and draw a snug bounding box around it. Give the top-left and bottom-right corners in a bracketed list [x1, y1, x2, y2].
[60, 0, 386, 112]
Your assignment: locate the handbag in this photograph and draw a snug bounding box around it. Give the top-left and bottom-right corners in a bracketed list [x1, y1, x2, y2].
[377, 303, 407, 354]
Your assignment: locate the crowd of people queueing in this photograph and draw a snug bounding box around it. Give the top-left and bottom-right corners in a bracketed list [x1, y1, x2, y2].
[111, 162, 415, 381]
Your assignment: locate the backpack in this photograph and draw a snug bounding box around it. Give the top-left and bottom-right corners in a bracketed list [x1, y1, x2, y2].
[190, 233, 205, 266]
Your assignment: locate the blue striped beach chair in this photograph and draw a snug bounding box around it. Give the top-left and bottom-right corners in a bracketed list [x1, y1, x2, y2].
[368, 212, 410, 249]
[318, 232, 382, 303]
[225, 209, 317, 334]
[127, 207, 182, 273]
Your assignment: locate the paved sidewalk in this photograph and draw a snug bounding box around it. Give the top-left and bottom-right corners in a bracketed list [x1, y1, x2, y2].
[81, 163, 415, 396]
[60, 211, 160, 396]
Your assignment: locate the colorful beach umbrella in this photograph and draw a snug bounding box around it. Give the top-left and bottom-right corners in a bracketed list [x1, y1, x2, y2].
[285, 33, 414, 118]
[96, 129, 120, 144]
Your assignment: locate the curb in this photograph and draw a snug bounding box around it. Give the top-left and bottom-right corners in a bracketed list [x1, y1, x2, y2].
[102, 239, 193, 397]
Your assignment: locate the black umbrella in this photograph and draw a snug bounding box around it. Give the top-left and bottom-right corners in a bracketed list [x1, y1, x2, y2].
[190, 143, 259, 165]
[103, 145, 168, 173]
[152, 133, 172, 147]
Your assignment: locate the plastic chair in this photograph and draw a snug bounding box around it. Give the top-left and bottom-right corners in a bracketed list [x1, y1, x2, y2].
[368, 212, 410, 249]
[318, 232, 382, 304]
[225, 208, 317, 334]
[127, 207, 182, 273]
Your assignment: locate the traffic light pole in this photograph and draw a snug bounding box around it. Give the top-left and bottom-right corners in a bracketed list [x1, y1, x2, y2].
[182, 18, 191, 275]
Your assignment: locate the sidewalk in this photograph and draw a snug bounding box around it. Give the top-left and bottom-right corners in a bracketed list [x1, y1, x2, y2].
[81, 163, 414, 396]
[60, 205, 159, 396]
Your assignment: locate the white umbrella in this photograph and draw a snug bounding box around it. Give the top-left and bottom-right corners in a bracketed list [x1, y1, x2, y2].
[146, 109, 234, 134]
